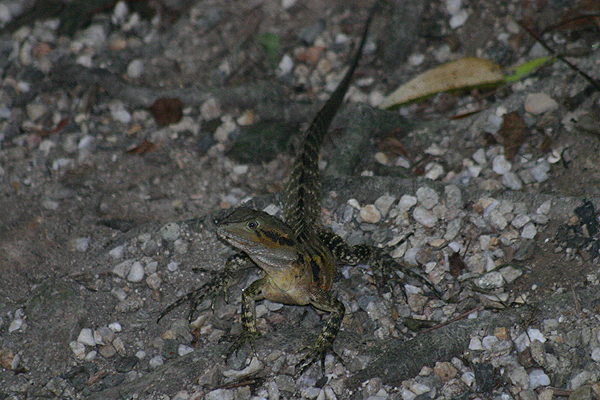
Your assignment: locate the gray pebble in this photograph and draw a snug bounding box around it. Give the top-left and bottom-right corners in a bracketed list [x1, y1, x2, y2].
[160, 222, 181, 242]
[113, 260, 133, 279]
[416, 186, 439, 210]
[149, 356, 164, 369]
[529, 161, 550, 183]
[413, 206, 437, 228]
[476, 271, 504, 289]
[127, 261, 145, 282]
[499, 266, 523, 284]
[492, 155, 512, 175]
[109, 245, 125, 259]
[521, 223, 537, 239]
[502, 172, 523, 190]
[374, 195, 396, 217]
[126, 59, 144, 79]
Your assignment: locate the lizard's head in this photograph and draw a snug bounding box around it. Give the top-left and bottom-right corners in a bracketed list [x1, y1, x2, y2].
[215, 207, 298, 267]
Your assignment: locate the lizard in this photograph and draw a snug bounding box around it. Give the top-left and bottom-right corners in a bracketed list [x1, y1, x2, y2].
[158, 0, 439, 375]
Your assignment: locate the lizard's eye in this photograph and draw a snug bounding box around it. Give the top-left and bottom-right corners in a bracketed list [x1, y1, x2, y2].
[247, 221, 259, 230]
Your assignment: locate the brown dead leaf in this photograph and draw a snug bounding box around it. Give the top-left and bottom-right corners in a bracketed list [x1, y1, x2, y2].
[0, 348, 14, 370]
[127, 140, 156, 155]
[449, 251, 467, 278]
[148, 98, 183, 126]
[499, 111, 528, 159]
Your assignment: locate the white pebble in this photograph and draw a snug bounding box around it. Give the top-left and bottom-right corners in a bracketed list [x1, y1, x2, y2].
[449, 9, 469, 29]
[413, 206, 438, 228]
[276, 54, 293, 76]
[77, 328, 96, 346]
[461, 371, 476, 387]
[492, 155, 512, 175]
[476, 271, 504, 289]
[529, 369, 550, 389]
[201, 98, 222, 121]
[113, 260, 133, 278]
[70, 341, 86, 360]
[536, 200, 552, 215]
[9, 319, 23, 332]
[374, 195, 396, 217]
[473, 148, 487, 164]
[591, 347, 600, 362]
[127, 261, 145, 282]
[149, 355, 164, 369]
[109, 245, 125, 259]
[85, 350, 97, 361]
[468, 337, 483, 350]
[482, 335, 499, 350]
[109, 322, 122, 332]
[167, 261, 180, 271]
[511, 214, 530, 229]
[178, 344, 195, 356]
[398, 195, 417, 210]
[521, 222, 537, 239]
[416, 186, 439, 210]
[502, 172, 522, 190]
[110, 102, 132, 124]
[424, 163, 444, 180]
[127, 59, 144, 79]
[232, 164, 248, 175]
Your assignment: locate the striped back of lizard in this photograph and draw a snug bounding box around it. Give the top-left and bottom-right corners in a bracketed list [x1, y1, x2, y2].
[283, 6, 376, 243]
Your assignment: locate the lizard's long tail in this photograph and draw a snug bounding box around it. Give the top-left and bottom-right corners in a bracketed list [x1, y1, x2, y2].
[284, 1, 380, 241]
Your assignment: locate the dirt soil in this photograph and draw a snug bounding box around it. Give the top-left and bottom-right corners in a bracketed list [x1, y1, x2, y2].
[1, 0, 600, 399]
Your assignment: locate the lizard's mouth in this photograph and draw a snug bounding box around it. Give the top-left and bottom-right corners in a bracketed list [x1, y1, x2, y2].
[216, 227, 254, 250]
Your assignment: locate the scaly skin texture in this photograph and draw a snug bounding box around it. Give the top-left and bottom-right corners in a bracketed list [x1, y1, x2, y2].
[158, 0, 439, 375]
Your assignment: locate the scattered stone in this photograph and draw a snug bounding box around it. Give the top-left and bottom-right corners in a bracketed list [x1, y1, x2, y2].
[359, 204, 381, 224]
[492, 155, 512, 175]
[521, 223, 537, 239]
[398, 195, 418, 210]
[434, 361, 458, 381]
[126, 59, 144, 78]
[77, 328, 96, 347]
[127, 261, 145, 282]
[476, 271, 504, 289]
[529, 369, 550, 389]
[374, 195, 396, 217]
[413, 206, 437, 228]
[524, 93, 558, 115]
[416, 186, 439, 210]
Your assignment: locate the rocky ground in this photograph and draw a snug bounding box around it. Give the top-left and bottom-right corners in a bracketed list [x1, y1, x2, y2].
[1, 0, 600, 399]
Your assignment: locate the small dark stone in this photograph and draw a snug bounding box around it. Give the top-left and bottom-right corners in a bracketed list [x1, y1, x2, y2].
[473, 362, 498, 393]
[115, 356, 139, 373]
[162, 339, 179, 359]
[102, 373, 125, 387]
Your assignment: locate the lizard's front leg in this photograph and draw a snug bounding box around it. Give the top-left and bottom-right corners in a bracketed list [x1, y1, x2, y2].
[157, 252, 254, 323]
[296, 289, 345, 375]
[226, 277, 265, 359]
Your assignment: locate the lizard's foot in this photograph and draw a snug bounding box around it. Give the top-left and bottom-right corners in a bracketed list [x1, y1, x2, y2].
[225, 330, 258, 365]
[295, 343, 343, 377]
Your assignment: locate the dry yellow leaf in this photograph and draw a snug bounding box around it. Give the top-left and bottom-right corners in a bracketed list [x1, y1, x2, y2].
[379, 57, 504, 109]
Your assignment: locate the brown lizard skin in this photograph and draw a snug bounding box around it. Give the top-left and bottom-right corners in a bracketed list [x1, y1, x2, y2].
[158, 0, 439, 375]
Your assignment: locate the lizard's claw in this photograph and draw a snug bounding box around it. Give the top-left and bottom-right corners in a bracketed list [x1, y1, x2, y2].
[226, 330, 257, 362]
[295, 343, 343, 377]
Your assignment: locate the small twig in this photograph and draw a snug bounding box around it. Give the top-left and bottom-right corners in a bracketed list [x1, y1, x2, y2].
[571, 287, 581, 314]
[421, 305, 484, 334]
[517, 20, 600, 92]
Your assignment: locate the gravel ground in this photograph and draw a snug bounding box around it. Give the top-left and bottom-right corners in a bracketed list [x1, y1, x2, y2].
[1, 0, 600, 399]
